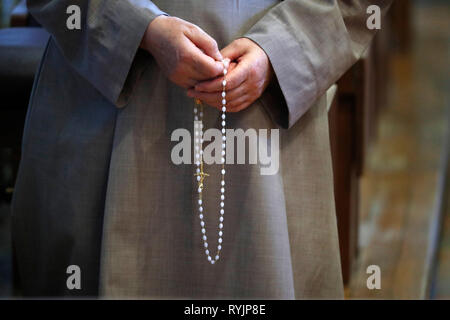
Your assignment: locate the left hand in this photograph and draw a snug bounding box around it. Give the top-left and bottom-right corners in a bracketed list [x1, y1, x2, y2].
[187, 38, 274, 112]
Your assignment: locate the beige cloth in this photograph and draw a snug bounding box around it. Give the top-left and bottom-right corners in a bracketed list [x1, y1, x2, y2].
[12, 0, 391, 298]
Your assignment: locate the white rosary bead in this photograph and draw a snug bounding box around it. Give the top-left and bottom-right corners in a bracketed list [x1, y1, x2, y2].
[194, 60, 228, 265]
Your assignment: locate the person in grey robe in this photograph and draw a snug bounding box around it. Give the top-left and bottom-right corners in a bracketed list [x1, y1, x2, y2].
[11, 0, 392, 298]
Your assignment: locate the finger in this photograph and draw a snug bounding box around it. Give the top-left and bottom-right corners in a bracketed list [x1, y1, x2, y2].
[192, 62, 237, 92]
[187, 53, 223, 83]
[227, 96, 253, 112]
[195, 61, 248, 92]
[184, 24, 223, 61]
[220, 39, 247, 62]
[187, 82, 247, 103]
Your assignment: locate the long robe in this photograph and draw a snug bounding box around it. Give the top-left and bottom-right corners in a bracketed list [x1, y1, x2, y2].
[11, 0, 391, 298]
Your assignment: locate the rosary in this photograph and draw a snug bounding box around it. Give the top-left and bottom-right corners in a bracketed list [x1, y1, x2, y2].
[193, 59, 229, 265]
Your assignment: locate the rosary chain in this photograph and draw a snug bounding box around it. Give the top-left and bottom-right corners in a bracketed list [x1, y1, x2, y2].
[194, 59, 228, 264]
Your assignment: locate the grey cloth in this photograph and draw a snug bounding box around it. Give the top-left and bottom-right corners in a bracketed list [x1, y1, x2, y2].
[12, 0, 391, 298]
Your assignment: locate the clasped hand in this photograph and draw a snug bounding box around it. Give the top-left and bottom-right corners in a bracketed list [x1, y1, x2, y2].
[141, 16, 273, 112]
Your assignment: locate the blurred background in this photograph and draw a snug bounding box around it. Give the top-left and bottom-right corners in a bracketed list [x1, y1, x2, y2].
[0, 0, 448, 299]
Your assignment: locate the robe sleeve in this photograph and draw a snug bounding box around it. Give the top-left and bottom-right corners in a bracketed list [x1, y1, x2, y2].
[27, 0, 167, 107]
[243, 0, 392, 129]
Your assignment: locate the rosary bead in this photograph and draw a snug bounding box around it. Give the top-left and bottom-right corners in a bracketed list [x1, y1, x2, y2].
[194, 61, 229, 265]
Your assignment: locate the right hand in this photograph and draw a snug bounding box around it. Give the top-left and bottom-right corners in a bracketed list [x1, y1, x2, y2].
[141, 15, 224, 89]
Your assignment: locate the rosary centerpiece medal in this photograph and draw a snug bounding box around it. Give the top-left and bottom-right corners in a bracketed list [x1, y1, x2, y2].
[193, 59, 229, 264]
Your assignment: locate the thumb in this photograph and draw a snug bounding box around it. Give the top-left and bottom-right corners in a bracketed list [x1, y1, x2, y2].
[185, 25, 223, 61]
[220, 39, 247, 62]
